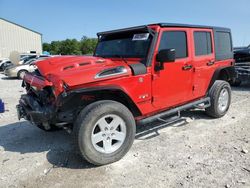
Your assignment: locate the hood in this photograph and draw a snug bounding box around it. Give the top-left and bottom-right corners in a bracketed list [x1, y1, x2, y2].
[35, 56, 132, 87]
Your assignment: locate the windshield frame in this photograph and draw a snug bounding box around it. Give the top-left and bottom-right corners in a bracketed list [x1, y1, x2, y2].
[94, 32, 153, 59]
[94, 26, 157, 65]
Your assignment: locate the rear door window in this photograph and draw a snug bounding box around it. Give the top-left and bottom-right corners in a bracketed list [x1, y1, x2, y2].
[194, 31, 212, 56]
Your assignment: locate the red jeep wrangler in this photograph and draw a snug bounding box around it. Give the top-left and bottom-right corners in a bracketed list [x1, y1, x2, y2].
[17, 23, 235, 165]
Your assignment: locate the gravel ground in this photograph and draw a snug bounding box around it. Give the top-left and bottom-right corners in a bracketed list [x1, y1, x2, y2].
[0, 73, 250, 188]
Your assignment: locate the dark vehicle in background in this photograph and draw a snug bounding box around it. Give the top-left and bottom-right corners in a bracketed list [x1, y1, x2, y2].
[0, 58, 13, 71]
[19, 55, 37, 64]
[234, 45, 250, 62]
[232, 45, 250, 86]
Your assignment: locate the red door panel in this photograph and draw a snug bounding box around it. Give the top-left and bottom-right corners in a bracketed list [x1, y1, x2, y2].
[152, 28, 194, 109]
[191, 29, 216, 98]
[152, 59, 194, 108]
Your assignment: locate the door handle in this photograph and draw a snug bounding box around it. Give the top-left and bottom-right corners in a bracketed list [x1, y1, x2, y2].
[207, 61, 214, 66]
[182, 64, 193, 70]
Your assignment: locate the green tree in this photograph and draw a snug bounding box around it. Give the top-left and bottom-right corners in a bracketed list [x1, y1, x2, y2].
[42, 42, 51, 52]
[80, 36, 98, 55]
[59, 39, 81, 55]
[50, 41, 61, 55]
[42, 36, 98, 55]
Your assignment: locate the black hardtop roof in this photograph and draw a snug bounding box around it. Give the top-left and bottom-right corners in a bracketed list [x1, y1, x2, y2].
[97, 23, 231, 36]
[153, 23, 230, 30]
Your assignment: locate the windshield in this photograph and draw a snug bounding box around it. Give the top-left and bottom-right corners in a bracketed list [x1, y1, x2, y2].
[21, 55, 37, 62]
[24, 59, 36, 65]
[94, 32, 152, 58]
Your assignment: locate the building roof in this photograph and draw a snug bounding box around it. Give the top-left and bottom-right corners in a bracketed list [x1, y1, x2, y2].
[0, 17, 42, 35]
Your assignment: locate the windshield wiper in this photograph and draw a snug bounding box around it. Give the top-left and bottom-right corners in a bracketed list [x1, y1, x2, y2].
[112, 55, 128, 64]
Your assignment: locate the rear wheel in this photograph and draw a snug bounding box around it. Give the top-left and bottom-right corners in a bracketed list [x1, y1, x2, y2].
[73, 100, 136, 165]
[205, 80, 231, 118]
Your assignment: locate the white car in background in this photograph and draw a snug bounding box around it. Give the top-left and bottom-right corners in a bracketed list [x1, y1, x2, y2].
[4, 57, 48, 79]
[18, 54, 51, 65]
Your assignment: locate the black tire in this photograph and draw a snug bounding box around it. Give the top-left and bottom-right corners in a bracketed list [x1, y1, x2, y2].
[17, 70, 28, 79]
[73, 100, 136, 165]
[205, 80, 231, 118]
[0, 64, 4, 71]
[37, 123, 62, 132]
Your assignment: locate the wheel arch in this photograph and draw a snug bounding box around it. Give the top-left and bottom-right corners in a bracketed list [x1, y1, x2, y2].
[208, 66, 236, 91]
[57, 86, 142, 122]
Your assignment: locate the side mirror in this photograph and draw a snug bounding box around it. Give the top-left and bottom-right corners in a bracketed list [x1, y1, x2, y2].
[156, 49, 176, 63]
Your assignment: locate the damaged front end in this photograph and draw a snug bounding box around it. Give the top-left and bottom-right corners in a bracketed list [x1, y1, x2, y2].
[16, 71, 90, 130]
[17, 92, 55, 125]
[16, 55, 132, 130]
[16, 72, 59, 129]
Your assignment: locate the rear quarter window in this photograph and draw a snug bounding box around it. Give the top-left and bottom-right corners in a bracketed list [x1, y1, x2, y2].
[214, 30, 233, 61]
[216, 32, 232, 55]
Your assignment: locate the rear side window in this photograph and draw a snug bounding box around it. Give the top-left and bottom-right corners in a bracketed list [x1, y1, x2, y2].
[159, 31, 187, 58]
[216, 32, 232, 56]
[194, 31, 212, 56]
[213, 29, 233, 61]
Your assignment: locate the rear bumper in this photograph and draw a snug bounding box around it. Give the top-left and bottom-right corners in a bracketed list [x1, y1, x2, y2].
[234, 62, 250, 81]
[17, 94, 55, 124]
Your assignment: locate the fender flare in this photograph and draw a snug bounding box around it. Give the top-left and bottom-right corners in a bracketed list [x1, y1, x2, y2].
[208, 66, 236, 90]
[57, 85, 142, 118]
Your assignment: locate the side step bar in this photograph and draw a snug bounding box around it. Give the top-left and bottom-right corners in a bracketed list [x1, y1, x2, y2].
[135, 113, 182, 139]
[137, 97, 210, 125]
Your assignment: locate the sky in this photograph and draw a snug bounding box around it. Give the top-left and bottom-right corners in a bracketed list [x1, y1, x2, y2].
[0, 0, 250, 46]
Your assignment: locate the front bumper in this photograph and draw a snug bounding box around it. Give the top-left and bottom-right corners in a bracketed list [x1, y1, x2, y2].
[17, 94, 55, 124]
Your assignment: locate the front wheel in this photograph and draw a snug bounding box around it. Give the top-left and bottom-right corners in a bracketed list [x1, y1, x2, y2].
[73, 100, 136, 165]
[205, 80, 231, 118]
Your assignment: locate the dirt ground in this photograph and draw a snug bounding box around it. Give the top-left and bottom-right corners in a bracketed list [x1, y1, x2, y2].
[0, 73, 250, 188]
